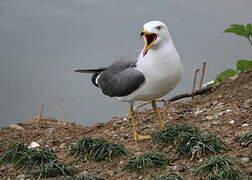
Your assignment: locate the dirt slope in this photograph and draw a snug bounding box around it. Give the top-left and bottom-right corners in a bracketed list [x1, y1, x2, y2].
[0, 71, 251, 180]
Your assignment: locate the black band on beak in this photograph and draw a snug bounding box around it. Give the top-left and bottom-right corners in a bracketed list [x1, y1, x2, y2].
[140, 31, 144, 37]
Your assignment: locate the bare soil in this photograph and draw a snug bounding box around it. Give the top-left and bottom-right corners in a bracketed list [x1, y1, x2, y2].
[0, 71, 252, 180]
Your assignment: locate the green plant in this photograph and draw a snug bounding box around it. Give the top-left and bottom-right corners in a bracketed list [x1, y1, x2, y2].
[192, 154, 239, 176]
[14, 149, 57, 171]
[213, 60, 252, 85]
[0, 143, 58, 171]
[152, 124, 199, 145]
[209, 24, 252, 86]
[207, 168, 248, 180]
[176, 134, 228, 160]
[66, 173, 107, 180]
[120, 153, 170, 173]
[31, 160, 76, 178]
[146, 171, 183, 180]
[224, 24, 252, 46]
[153, 124, 228, 159]
[70, 137, 129, 162]
[235, 131, 252, 147]
[0, 143, 28, 165]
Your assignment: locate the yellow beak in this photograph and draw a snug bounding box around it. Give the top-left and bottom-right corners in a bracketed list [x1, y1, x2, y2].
[141, 30, 157, 56]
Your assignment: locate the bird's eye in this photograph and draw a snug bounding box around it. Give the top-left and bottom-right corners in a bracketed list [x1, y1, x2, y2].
[156, 26, 162, 30]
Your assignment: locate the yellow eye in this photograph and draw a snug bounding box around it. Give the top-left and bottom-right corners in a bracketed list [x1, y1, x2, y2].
[156, 26, 161, 30]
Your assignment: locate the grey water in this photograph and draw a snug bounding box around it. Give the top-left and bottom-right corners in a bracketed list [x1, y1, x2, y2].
[0, 0, 251, 127]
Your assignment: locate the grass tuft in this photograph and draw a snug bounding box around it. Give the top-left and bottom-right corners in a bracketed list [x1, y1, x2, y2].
[70, 137, 129, 162]
[153, 124, 228, 159]
[192, 154, 239, 176]
[14, 149, 57, 171]
[31, 160, 76, 178]
[235, 131, 252, 147]
[120, 152, 170, 173]
[176, 134, 228, 159]
[66, 173, 107, 180]
[152, 124, 199, 145]
[207, 168, 249, 180]
[0, 143, 57, 171]
[147, 171, 183, 180]
[0, 143, 28, 165]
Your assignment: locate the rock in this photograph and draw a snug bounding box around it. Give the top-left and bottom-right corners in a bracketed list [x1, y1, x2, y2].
[16, 174, 26, 180]
[240, 157, 250, 162]
[171, 165, 185, 172]
[229, 120, 235, 124]
[119, 160, 124, 165]
[28, 142, 40, 149]
[9, 124, 25, 131]
[242, 124, 249, 127]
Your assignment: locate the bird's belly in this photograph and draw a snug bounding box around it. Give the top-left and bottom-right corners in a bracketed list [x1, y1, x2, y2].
[117, 69, 182, 102]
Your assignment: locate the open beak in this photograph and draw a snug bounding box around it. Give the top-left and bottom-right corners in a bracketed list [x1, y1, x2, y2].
[140, 30, 157, 56]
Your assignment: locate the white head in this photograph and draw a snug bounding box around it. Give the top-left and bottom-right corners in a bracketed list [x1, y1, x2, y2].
[140, 21, 171, 56]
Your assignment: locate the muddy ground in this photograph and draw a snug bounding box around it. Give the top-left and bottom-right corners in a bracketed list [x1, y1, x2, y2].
[0, 71, 251, 180]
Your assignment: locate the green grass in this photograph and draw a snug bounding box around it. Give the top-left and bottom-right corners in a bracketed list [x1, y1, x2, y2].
[235, 131, 252, 147]
[192, 154, 240, 176]
[153, 124, 228, 159]
[31, 160, 76, 178]
[176, 134, 228, 159]
[152, 124, 200, 145]
[207, 168, 249, 180]
[70, 137, 129, 162]
[0, 143, 57, 171]
[146, 171, 183, 180]
[119, 152, 170, 173]
[14, 149, 57, 171]
[66, 173, 107, 180]
[0, 143, 28, 165]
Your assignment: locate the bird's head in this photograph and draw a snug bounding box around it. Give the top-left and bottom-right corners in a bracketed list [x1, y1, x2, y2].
[140, 21, 170, 56]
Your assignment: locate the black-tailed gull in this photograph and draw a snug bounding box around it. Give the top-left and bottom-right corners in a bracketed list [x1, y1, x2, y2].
[75, 20, 183, 141]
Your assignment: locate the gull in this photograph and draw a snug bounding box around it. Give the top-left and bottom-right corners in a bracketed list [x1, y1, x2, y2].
[75, 21, 183, 141]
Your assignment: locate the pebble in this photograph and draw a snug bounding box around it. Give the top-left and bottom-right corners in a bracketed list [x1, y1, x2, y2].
[16, 174, 26, 180]
[240, 157, 250, 162]
[28, 142, 40, 149]
[171, 165, 185, 172]
[242, 124, 249, 127]
[229, 120, 235, 124]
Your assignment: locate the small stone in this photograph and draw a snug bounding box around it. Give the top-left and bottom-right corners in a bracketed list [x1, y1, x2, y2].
[171, 165, 185, 172]
[229, 120, 235, 124]
[242, 124, 249, 127]
[9, 124, 25, 131]
[138, 175, 143, 179]
[16, 174, 26, 180]
[28, 142, 40, 149]
[240, 157, 250, 162]
[225, 109, 232, 113]
[119, 160, 124, 165]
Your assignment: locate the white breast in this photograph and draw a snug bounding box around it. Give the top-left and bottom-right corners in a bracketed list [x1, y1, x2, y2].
[117, 41, 183, 102]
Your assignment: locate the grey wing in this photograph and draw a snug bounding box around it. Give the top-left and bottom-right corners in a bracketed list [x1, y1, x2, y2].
[97, 52, 145, 97]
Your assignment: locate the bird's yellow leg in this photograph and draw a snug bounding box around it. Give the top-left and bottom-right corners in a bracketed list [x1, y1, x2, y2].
[151, 100, 165, 129]
[128, 103, 151, 141]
